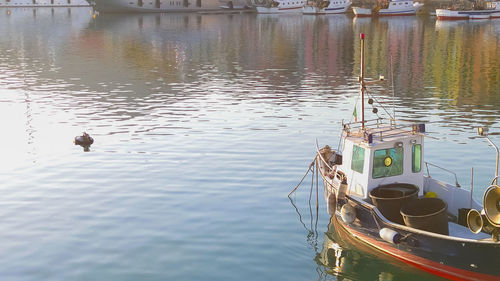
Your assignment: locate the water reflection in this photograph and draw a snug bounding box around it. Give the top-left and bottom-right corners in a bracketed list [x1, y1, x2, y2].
[0, 10, 498, 156]
[2, 11, 499, 132]
[431, 20, 499, 109]
[314, 216, 445, 281]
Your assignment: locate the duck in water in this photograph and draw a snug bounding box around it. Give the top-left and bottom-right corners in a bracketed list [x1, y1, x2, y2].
[74, 132, 94, 151]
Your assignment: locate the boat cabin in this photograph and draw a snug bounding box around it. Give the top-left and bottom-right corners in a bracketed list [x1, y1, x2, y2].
[337, 121, 425, 200]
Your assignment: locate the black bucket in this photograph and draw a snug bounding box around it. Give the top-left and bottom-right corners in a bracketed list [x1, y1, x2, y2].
[458, 208, 471, 227]
[400, 197, 449, 235]
[369, 184, 419, 224]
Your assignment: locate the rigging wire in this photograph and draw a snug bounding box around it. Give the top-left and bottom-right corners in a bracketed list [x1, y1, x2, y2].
[289, 156, 321, 250]
[365, 91, 394, 120]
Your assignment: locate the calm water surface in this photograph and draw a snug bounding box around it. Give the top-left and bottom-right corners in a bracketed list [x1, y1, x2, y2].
[0, 7, 499, 281]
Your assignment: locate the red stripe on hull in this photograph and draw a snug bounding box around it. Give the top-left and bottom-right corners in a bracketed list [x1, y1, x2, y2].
[338, 221, 500, 281]
[437, 16, 469, 20]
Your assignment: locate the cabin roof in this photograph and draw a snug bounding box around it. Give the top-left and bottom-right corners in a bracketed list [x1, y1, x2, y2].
[344, 123, 425, 147]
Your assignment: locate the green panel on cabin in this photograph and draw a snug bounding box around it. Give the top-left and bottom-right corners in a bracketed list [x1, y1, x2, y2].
[351, 145, 365, 174]
[412, 144, 422, 173]
[373, 147, 403, 178]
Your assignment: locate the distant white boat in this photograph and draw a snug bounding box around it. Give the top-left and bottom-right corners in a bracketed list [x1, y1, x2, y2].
[0, 0, 90, 7]
[352, 0, 423, 17]
[436, 1, 500, 20]
[255, 0, 305, 13]
[89, 0, 221, 13]
[378, 0, 423, 16]
[302, 0, 351, 15]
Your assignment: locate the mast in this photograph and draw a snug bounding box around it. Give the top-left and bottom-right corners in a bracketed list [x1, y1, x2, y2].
[360, 33, 366, 130]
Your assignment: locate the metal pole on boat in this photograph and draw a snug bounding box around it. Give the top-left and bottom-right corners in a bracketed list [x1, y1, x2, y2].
[470, 167, 474, 209]
[360, 33, 365, 129]
[488, 137, 499, 184]
[478, 127, 499, 184]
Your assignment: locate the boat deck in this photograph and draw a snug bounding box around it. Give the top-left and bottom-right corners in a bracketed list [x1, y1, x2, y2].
[449, 222, 490, 241]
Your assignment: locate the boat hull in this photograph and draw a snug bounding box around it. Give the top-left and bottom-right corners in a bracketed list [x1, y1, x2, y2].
[302, 2, 351, 14]
[91, 0, 221, 12]
[333, 213, 500, 281]
[321, 177, 500, 280]
[436, 8, 500, 20]
[352, 6, 371, 17]
[469, 14, 490, 20]
[256, 5, 303, 13]
[436, 9, 469, 20]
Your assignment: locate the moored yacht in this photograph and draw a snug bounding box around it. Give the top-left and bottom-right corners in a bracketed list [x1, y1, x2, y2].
[89, 0, 221, 13]
[0, 0, 90, 7]
[302, 0, 351, 15]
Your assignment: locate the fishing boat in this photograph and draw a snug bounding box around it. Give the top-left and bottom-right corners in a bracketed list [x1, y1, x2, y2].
[436, 1, 500, 20]
[0, 0, 90, 7]
[88, 0, 220, 13]
[315, 33, 500, 280]
[255, 0, 305, 13]
[302, 0, 351, 15]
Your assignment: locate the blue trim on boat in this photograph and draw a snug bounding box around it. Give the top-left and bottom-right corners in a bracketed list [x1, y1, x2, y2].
[457, 11, 494, 15]
[325, 7, 346, 11]
[379, 10, 415, 14]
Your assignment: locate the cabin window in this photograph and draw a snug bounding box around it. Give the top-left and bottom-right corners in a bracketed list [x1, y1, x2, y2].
[372, 147, 403, 178]
[351, 145, 365, 174]
[412, 144, 421, 173]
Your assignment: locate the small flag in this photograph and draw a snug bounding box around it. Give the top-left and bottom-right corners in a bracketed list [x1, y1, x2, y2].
[353, 106, 358, 122]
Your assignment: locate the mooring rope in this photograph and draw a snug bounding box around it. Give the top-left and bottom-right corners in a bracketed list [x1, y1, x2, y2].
[288, 159, 316, 197]
[289, 156, 321, 241]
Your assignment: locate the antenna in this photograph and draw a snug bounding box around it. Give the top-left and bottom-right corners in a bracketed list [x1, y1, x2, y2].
[360, 33, 365, 130]
[390, 55, 396, 126]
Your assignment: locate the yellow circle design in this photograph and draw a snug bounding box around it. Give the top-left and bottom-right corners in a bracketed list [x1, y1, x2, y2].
[384, 157, 392, 167]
